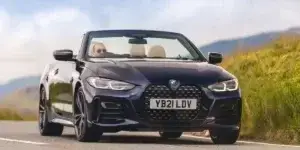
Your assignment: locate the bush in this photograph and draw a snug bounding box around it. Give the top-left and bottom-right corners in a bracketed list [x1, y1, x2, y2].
[221, 34, 300, 144]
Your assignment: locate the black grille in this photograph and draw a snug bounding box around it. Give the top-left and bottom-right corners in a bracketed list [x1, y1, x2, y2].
[142, 85, 205, 121]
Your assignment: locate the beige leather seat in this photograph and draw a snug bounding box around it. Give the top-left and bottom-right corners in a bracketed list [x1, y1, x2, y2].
[148, 45, 166, 58]
[130, 44, 146, 57]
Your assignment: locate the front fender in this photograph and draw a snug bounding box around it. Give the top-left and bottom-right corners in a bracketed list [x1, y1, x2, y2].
[40, 63, 55, 101]
[71, 65, 98, 97]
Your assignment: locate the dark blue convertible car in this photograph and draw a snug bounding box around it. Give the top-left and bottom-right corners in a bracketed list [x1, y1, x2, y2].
[38, 30, 242, 144]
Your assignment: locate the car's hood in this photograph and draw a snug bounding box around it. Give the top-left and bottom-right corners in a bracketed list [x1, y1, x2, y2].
[85, 59, 235, 86]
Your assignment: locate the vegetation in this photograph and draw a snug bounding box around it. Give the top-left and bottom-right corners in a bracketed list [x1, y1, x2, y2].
[0, 108, 36, 120]
[0, 86, 38, 121]
[221, 34, 300, 144]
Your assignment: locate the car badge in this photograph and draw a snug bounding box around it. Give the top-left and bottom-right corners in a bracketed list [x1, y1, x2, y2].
[169, 79, 180, 90]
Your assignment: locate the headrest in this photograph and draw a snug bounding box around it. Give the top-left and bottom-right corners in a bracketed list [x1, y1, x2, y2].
[148, 45, 166, 58]
[130, 44, 146, 57]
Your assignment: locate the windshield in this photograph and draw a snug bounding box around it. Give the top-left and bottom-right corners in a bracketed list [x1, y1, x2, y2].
[86, 31, 205, 61]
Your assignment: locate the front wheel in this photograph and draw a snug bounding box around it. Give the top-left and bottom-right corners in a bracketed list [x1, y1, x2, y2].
[209, 128, 240, 144]
[73, 87, 103, 142]
[159, 131, 182, 139]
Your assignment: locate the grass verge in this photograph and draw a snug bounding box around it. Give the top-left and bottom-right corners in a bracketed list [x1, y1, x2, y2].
[221, 34, 300, 144]
[0, 108, 37, 121]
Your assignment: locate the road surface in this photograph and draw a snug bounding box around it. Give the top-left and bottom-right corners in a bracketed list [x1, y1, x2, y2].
[0, 121, 299, 150]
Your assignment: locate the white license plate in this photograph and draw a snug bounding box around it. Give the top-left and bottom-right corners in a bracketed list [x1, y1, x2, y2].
[149, 99, 197, 110]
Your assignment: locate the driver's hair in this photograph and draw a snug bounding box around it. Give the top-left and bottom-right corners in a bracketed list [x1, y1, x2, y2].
[90, 42, 107, 57]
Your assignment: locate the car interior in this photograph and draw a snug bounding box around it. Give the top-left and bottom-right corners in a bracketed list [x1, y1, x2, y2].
[129, 44, 167, 58]
[90, 41, 167, 59]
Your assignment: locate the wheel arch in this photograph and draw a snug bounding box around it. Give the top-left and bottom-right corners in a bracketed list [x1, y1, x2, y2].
[73, 81, 83, 104]
[39, 84, 44, 92]
[74, 82, 82, 95]
[39, 84, 44, 103]
[39, 83, 49, 101]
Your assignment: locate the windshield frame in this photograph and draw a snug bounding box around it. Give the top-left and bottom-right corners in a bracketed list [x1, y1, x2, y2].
[83, 30, 207, 62]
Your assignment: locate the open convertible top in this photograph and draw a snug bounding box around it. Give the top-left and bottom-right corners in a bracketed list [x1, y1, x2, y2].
[86, 29, 184, 37]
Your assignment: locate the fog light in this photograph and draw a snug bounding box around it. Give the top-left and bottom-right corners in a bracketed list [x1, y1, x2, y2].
[100, 102, 121, 109]
[206, 116, 215, 120]
[220, 103, 236, 110]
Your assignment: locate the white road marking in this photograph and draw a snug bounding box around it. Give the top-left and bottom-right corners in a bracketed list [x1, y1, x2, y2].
[183, 134, 300, 148]
[0, 137, 49, 145]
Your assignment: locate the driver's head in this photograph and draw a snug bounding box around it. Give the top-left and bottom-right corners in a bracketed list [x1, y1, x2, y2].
[91, 42, 107, 57]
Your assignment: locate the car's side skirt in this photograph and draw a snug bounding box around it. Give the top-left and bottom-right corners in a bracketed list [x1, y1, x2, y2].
[51, 118, 74, 127]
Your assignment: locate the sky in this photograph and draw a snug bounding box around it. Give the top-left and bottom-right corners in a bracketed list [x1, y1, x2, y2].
[0, 0, 300, 84]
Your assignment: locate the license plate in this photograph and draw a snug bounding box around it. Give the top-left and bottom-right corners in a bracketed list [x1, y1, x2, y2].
[149, 99, 197, 110]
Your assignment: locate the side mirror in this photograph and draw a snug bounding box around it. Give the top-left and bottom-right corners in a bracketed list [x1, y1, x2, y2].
[208, 52, 222, 64]
[53, 49, 74, 61]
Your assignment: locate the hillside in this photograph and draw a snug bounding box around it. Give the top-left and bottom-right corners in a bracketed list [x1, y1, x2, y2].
[0, 76, 40, 98]
[199, 27, 300, 55]
[0, 86, 38, 120]
[221, 34, 300, 144]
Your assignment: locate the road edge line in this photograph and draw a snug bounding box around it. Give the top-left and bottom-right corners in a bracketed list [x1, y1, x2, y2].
[182, 134, 300, 148]
[0, 137, 49, 145]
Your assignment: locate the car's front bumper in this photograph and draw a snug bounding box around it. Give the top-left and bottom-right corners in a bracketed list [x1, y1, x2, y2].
[82, 82, 242, 132]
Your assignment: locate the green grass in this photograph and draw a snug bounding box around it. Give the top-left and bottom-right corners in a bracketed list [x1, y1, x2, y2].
[221, 34, 300, 144]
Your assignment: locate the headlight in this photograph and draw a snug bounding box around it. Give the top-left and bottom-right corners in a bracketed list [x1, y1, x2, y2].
[87, 77, 135, 90]
[208, 79, 238, 92]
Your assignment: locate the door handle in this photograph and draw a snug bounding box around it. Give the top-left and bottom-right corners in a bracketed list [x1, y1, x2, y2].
[54, 68, 59, 75]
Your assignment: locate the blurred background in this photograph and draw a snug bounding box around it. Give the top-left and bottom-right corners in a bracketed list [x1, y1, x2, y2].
[0, 0, 300, 144]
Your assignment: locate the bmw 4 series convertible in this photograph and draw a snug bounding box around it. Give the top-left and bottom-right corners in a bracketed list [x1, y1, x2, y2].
[38, 30, 242, 144]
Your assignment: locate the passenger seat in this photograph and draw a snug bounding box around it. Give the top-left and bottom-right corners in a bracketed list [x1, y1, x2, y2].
[130, 44, 146, 57]
[148, 45, 166, 58]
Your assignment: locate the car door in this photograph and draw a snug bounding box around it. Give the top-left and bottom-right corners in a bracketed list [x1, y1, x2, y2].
[53, 61, 76, 119]
[48, 62, 66, 116]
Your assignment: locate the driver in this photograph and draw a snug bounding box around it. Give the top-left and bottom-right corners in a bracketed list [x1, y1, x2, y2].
[91, 42, 108, 57]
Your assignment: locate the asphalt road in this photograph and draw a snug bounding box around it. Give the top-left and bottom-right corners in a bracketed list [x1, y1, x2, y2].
[0, 121, 299, 150]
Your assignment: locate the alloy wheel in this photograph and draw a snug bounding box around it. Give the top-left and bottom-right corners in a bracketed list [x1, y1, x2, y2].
[39, 89, 46, 131]
[74, 91, 85, 138]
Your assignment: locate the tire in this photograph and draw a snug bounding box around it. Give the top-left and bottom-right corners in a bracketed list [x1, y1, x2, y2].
[209, 128, 240, 144]
[74, 87, 103, 142]
[38, 87, 64, 136]
[159, 131, 182, 139]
